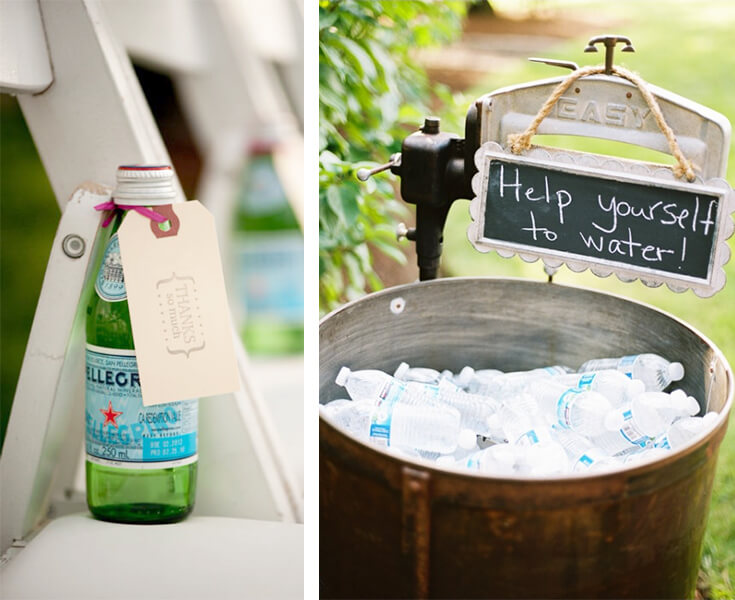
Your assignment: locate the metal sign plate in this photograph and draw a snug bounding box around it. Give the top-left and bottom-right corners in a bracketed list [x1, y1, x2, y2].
[477, 75, 731, 180]
[468, 142, 735, 297]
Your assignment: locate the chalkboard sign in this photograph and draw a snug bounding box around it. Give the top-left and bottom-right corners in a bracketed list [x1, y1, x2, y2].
[469, 143, 735, 296]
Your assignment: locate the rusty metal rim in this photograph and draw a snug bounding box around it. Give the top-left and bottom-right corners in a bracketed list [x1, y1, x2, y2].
[319, 276, 733, 484]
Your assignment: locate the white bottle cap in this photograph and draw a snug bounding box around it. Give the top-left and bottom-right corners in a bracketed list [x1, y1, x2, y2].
[685, 395, 700, 416]
[668, 362, 685, 382]
[393, 362, 409, 380]
[629, 379, 646, 396]
[456, 366, 475, 388]
[113, 165, 178, 206]
[335, 366, 351, 387]
[458, 428, 478, 450]
[670, 389, 687, 402]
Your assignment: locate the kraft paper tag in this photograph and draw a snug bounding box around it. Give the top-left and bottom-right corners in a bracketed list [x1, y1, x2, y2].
[117, 201, 240, 405]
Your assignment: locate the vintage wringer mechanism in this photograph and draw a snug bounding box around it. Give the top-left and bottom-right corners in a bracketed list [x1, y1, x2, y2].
[358, 35, 735, 297]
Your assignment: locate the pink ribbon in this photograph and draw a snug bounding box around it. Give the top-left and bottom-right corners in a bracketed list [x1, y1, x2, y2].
[94, 200, 169, 228]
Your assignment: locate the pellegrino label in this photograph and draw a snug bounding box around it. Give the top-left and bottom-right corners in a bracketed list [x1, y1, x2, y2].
[85, 344, 197, 468]
[95, 233, 127, 302]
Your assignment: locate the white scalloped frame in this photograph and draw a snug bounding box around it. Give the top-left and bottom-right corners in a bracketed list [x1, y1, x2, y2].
[468, 142, 735, 297]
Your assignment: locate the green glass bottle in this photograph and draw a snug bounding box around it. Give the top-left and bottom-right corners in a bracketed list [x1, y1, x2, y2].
[232, 140, 304, 355]
[85, 165, 197, 524]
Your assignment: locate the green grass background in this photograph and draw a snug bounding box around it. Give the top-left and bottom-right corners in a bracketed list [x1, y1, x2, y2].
[439, 1, 734, 595]
[0, 95, 58, 446]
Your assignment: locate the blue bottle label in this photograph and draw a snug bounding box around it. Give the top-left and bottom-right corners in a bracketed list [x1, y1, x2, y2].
[516, 429, 540, 446]
[619, 355, 637, 379]
[95, 233, 127, 302]
[234, 231, 304, 323]
[617, 408, 649, 448]
[369, 380, 406, 446]
[573, 454, 595, 471]
[556, 388, 581, 429]
[654, 435, 671, 450]
[577, 373, 596, 389]
[85, 344, 197, 468]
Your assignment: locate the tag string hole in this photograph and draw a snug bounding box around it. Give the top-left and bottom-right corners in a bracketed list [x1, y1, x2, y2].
[159, 220, 172, 232]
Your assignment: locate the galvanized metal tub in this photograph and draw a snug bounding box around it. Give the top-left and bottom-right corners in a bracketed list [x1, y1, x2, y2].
[319, 277, 733, 599]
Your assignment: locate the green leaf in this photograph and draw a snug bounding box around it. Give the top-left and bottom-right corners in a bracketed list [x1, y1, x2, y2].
[319, 9, 338, 31]
[338, 37, 379, 82]
[343, 251, 366, 292]
[371, 237, 407, 265]
[326, 185, 360, 228]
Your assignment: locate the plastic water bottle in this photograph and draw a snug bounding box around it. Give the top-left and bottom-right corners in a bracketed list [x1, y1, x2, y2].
[329, 397, 463, 454]
[597, 396, 672, 455]
[439, 370, 466, 391]
[457, 366, 503, 391]
[654, 414, 717, 450]
[434, 438, 480, 468]
[445, 444, 518, 475]
[334, 367, 388, 402]
[467, 365, 573, 397]
[479, 413, 508, 445]
[319, 399, 352, 418]
[551, 370, 645, 408]
[500, 401, 548, 447]
[499, 403, 568, 475]
[394, 362, 464, 392]
[520, 442, 570, 476]
[529, 380, 614, 437]
[503, 365, 573, 378]
[578, 354, 684, 392]
[436, 387, 502, 436]
[337, 367, 498, 437]
[335, 368, 465, 453]
[393, 362, 442, 385]
[327, 399, 372, 434]
[636, 390, 699, 421]
[551, 427, 617, 473]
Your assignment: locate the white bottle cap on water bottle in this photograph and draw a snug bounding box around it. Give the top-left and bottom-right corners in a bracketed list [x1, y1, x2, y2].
[456, 366, 475, 388]
[669, 362, 685, 382]
[335, 366, 351, 387]
[458, 429, 478, 450]
[393, 362, 410, 380]
[113, 165, 178, 206]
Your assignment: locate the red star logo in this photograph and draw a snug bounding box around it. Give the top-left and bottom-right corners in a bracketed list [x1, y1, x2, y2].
[100, 401, 123, 428]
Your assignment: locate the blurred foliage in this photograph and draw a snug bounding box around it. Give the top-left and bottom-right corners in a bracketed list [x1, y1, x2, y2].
[0, 96, 58, 448]
[318, 0, 467, 312]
